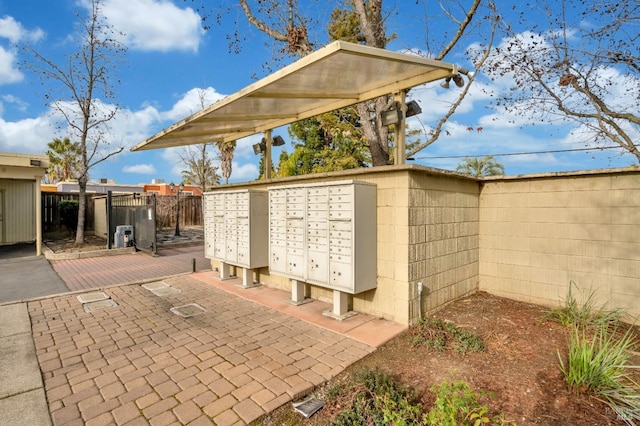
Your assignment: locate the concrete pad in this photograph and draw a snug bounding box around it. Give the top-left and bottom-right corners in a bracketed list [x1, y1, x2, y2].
[0, 257, 69, 304]
[0, 388, 52, 426]
[0, 333, 43, 399]
[0, 304, 31, 337]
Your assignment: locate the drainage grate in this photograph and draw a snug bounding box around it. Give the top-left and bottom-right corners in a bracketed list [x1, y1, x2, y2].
[76, 292, 110, 303]
[151, 287, 182, 297]
[170, 303, 206, 318]
[142, 282, 169, 291]
[83, 299, 118, 313]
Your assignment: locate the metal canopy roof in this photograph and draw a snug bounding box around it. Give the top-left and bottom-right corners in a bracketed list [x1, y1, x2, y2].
[131, 40, 461, 152]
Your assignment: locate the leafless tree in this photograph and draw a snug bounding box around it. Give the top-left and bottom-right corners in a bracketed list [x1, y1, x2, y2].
[179, 89, 222, 192]
[23, 0, 126, 245]
[485, 0, 640, 161]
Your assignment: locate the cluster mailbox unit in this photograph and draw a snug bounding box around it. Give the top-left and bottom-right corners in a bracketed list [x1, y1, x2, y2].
[204, 189, 269, 287]
[204, 180, 377, 318]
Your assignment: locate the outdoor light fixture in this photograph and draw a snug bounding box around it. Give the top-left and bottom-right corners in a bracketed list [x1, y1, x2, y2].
[440, 67, 475, 89]
[380, 108, 403, 126]
[253, 134, 284, 154]
[405, 100, 422, 118]
[252, 142, 266, 155]
[380, 100, 421, 126]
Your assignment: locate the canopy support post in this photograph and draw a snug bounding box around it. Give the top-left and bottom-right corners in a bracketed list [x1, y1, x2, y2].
[264, 129, 272, 179]
[394, 91, 407, 166]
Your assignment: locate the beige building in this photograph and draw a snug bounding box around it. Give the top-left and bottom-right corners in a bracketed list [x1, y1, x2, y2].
[0, 152, 49, 255]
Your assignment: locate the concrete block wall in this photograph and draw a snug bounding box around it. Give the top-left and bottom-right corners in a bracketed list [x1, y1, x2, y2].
[207, 166, 482, 325]
[479, 170, 640, 319]
[407, 172, 480, 322]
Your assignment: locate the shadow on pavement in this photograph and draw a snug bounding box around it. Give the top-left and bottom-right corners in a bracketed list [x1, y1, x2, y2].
[0, 242, 36, 260]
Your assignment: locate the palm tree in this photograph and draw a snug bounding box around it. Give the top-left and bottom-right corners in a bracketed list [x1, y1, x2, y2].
[46, 137, 82, 183]
[456, 155, 505, 177]
[215, 140, 236, 184]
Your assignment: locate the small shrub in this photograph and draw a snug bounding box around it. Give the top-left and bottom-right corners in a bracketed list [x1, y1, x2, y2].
[544, 281, 622, 329]
[59, 199, 79, 233]
[427, 380, 514, 426]
[329, 368, 424, 426]
[559, 323, 640, 425]
[411, 318, 485, 355]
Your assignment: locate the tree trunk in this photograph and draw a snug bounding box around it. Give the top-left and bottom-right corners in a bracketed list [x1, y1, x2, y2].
[75, 175, 87, 245]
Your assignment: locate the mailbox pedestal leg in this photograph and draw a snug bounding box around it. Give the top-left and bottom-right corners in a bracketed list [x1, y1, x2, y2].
[219, 262, 232, 280]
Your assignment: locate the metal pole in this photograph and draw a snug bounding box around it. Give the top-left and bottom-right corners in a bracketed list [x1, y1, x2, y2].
[175, 189, 181, 236]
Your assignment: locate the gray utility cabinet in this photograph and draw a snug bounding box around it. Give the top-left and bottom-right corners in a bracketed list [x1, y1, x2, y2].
[268, 180, 377, 294]
[204, 189, 268, 269]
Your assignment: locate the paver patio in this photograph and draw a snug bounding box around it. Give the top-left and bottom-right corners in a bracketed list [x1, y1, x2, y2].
[27, 273, 397, 425]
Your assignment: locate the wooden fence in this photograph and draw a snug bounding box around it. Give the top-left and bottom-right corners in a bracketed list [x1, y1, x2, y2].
[43, 192, 203, 235]
[155, 195, 203, 229]
[42, 192, 96, 234]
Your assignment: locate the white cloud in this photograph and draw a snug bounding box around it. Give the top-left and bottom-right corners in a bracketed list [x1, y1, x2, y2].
[162, 87, 227, 121]
[0, 114, 57, 153]
[0, 46, 22, 84]
[0, 16, 44, 85]
[0, 16, 44, 43]
[230, 161, 258, 182]
[99, 0, 204, 53]
[123, 163, 156, 174]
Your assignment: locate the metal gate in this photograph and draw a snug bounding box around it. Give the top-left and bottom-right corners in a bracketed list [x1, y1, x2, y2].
[107, 192, 157, 254]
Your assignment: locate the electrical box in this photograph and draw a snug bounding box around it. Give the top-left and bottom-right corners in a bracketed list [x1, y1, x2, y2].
[203, 189, 268, 269]
[114, 225, 133, 248]
[268, 180, 377, 294]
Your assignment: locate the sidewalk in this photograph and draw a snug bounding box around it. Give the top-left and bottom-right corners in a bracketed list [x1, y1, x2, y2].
[0, 303, 52, 426]
[2, 249, 406, 425]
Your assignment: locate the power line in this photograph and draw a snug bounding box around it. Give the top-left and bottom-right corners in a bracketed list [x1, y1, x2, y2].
[413, 145, 625, 160]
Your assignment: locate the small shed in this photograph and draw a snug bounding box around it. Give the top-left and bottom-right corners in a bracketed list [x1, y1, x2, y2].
[0, 152, 49, 255]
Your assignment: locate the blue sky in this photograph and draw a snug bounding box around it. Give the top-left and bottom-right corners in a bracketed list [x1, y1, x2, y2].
[0, 0, 637, 185]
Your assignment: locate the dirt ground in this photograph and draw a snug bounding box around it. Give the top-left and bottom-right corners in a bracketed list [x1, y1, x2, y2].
[44, 234, 107, 252]
[257, 292, 638, 425]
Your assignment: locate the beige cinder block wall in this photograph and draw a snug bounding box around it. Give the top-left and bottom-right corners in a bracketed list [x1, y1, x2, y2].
[479, 168, 640, 320]
[207, 165, 481, 325]
[407, 170, 480, 322]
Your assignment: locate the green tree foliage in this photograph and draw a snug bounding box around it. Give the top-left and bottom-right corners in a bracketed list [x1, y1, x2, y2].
[46, 137, 82, 184]
[455, 155, 505, 177]
[276, 109, 369, 176]
[58, 199, 79, 234]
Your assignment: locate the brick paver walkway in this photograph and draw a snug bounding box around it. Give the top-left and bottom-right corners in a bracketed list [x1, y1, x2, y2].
[51, 246, 210, 291]
[28, 275, 375, 425]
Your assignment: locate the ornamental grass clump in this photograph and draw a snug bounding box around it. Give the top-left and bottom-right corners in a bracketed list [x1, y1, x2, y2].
[558, 323, 640, 425]
[544, 281, 622, 329]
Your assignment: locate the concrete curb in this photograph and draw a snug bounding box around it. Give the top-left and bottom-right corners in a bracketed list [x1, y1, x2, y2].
[43, 241, 203, 260]
[0, 303, 52, 426]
